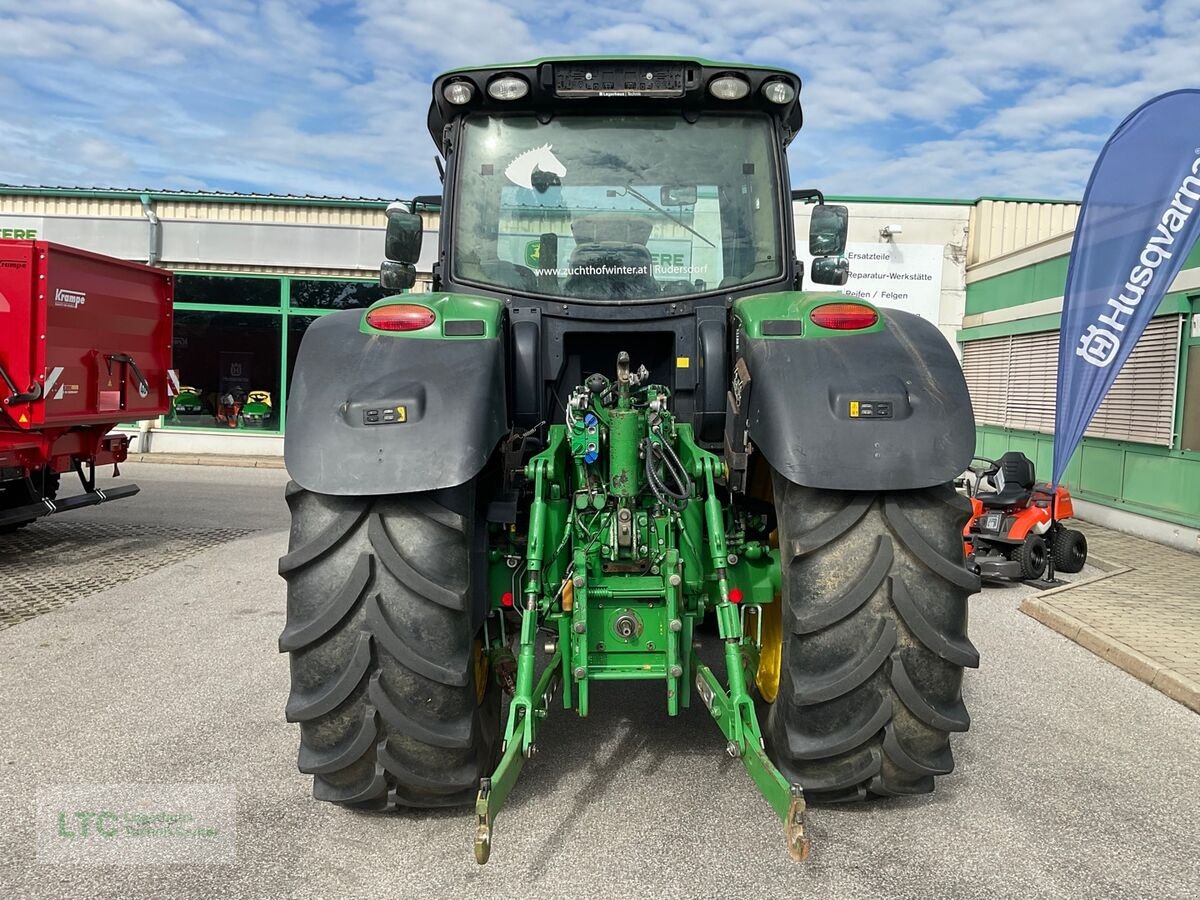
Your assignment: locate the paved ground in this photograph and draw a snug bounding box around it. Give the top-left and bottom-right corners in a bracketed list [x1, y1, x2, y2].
[1020, 523, 1200, 713]
[1, 464, 1198, 899]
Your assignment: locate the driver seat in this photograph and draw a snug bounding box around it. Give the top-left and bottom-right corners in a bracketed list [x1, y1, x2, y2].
[978, 451, 1036, 509]
[565, 215, 658, 299]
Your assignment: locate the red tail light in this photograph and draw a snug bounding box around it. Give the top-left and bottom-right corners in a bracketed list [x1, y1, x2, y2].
[810, 302, 879, 330]
[365, 303, 436, 331]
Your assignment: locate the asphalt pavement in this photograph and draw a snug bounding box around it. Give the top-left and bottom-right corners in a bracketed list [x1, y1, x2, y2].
[1, 463, 1197, 899]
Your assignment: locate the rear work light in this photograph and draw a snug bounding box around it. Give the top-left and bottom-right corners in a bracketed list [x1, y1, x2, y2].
[443, 80, 475, 105]
[809, 302, 879, 330]
[708, 74, 750, 100]
[365, 303, 436, 332]
[487, 75, 530, 101]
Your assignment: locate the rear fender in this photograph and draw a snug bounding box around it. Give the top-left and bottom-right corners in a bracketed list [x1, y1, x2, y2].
[284, 295, 507, 496]
[1007, 506, 1052, 540]
[732, 293, 975, 491]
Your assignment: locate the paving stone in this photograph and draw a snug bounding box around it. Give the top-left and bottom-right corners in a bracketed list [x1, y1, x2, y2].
[0, 520, 252, 629]
[1021, 522, 1200, 714]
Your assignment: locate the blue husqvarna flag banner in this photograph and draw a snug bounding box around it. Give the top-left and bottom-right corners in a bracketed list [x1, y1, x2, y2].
[1053, 89, 1200, 485]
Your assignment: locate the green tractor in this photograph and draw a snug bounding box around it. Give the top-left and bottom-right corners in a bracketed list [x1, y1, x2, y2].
[280, 57, 980, 864]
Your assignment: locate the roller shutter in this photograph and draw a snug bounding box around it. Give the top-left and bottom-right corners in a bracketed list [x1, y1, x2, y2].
[961, 315, 1182, 446]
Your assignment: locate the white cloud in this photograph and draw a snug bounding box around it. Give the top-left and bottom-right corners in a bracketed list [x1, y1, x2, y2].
[0, 0, 1194, 199]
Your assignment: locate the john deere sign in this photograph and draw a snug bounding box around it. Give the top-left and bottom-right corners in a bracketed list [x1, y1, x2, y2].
[519, 236, 693, 273]
[0, 227, 37, 239]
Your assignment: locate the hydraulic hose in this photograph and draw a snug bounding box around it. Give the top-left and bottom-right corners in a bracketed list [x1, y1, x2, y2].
[643, 425, 692, 511]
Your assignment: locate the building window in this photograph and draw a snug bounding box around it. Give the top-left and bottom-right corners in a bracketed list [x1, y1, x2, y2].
[962, 316, 1183, 446]
[289, 279, 393, 310]
[286, 315, 321, 396]
[176, 274, 282, 307]
[167, 310, 282, 431]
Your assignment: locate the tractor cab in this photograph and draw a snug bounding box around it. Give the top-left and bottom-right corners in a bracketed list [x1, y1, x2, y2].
[378, 58, 850, 445]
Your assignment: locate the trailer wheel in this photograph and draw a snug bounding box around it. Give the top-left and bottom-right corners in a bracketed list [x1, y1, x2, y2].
[763, 474, 980, 801]
[0, 468, 60, 533]
[1049, 527, 1087, 574]
[1014, 534, 1048, 581]
[279, 481, 500, 809]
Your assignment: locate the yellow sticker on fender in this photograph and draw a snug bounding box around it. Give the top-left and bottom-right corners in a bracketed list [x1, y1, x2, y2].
[395, 406, 407, 422]
[676, 356, 690, 368]
[849, 401, 860, 418]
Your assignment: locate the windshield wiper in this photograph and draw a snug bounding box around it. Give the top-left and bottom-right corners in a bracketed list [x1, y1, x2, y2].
[620, 184, 715, 248]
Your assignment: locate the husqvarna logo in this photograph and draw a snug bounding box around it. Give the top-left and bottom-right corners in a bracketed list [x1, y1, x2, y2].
[53, 288, 86, 309]
[1076, 324, 1120, 367]
[1075, 148, 1200, 368]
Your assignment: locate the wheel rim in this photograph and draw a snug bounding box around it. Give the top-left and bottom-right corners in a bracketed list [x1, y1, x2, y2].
[473, 639, 489, 706]
[755, 594, 783, 703]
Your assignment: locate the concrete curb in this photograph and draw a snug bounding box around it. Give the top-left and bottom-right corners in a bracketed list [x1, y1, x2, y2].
[1030, 555, 1131, 599]
[127, 453, 286, 469]
[1020, 595, 1200, 714]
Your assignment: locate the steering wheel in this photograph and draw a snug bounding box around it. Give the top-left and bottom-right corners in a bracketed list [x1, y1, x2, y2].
[963, 456, 1000, 498]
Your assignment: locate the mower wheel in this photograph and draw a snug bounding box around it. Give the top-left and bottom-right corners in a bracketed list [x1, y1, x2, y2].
[1049, 527, 1087, 574]
[0, 468, 60, 533]
[279, 482, 499, 809]
[1014, 534, 1048, 581]
[764, 475, 980, 801]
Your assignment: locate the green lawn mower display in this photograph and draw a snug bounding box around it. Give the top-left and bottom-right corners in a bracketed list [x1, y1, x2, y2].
[241, 390, 273, 426]
[174, 385, 204, 415]
[279, 57, 980, 864]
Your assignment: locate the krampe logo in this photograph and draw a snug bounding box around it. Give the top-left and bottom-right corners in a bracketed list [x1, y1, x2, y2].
[1076, 149, 1200, 368]
[54, 288, 86, 309]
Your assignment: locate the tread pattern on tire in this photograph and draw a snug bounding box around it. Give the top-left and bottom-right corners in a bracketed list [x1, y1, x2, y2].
[279, 482, 497, 809]
[1049, 527, 1087, 574]
[0, 468, 60, 533]
[765, 476, 980, 802]
[1014, 534, 1047, 581]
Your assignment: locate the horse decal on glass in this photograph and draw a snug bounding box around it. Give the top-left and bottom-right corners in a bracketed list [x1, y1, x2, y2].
[504, 144, 567, 190]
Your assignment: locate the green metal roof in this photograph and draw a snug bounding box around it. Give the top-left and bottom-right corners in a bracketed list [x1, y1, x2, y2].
[0, 184, 394, 209]
[0, 184, 1081, 210]
[975, 194, 1080, 205]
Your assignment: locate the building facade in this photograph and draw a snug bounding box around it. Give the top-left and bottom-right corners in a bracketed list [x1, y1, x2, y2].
[961, 199, 1200, 547]
[1, 187, 439, 455]
[2, 186, 1196, 544]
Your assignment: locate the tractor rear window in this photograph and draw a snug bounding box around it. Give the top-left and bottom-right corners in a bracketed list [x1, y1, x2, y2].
[453, 114, 783, 301]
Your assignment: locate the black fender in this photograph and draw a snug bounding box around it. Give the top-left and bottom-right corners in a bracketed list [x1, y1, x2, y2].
[284, 309, 507, 496]
[739, 308, 975, 491]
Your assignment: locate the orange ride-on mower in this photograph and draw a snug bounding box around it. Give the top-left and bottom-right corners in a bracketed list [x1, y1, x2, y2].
[963, 452, 1088, 582]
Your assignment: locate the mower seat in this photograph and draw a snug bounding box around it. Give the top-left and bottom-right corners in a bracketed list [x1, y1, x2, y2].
[978, 451, 1035, 509]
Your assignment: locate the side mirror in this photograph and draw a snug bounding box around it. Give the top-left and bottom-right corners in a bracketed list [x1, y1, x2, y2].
[810, 256, 850, 286]
[660, 185, 698, 206]
[379, 260, 417, 291]
[809, 204, 848, 257]
[384, 204, 423, 264]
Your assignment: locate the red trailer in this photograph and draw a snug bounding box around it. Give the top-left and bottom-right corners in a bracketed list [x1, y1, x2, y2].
[0, 240, 173, 530]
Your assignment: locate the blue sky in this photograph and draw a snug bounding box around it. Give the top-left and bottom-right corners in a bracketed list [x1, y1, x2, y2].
[0, 0, 1197, 201]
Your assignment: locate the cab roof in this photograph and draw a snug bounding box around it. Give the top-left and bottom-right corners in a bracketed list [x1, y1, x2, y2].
[426, 56, 803, 154]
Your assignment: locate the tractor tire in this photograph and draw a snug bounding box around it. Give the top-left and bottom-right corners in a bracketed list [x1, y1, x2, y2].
[1014, 534, 1048, 581]
[764, 475, 980, 801]
[279, 481, 499, 809]
[0, 468, 60, 534]
[1049, 527, 1087, 574]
